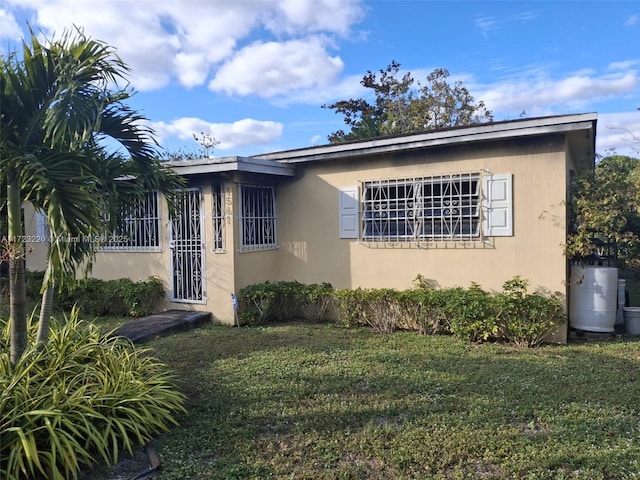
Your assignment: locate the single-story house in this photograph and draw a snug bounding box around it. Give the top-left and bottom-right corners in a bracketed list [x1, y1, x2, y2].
[23, 113, 597, 343]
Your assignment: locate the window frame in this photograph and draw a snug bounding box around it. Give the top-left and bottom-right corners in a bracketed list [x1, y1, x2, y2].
[361, 173, 482, 242]
[100, 191, 161, 252]
[238, 184, 278, 252]
[211, 181, 225, 253]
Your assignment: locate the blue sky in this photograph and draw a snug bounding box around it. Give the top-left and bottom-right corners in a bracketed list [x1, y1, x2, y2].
[1, 0, 639, 158]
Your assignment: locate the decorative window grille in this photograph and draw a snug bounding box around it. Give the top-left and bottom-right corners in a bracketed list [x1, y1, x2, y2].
[212, 182, 225, 252]
[362, 173, 481, 242]
[101, 192, 160, 251]
[238, 184, 277, 252]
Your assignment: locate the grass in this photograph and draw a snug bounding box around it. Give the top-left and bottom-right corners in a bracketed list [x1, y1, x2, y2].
[82, 321, 640, 480]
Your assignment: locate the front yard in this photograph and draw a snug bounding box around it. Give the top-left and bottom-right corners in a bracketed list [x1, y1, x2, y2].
[86, 322, 640, 480]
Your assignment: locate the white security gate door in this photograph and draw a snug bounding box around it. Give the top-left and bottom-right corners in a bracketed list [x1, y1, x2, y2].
[169, 188, 205, 302]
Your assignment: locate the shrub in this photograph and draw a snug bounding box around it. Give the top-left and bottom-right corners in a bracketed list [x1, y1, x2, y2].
[237, 281, 280, 325]
[361, 288, 405, 333]
[240, 277, 565, 347]
[442, 283, 499, 342]
[332, 288, 369, 328]
[120, 276, 165, 317]
[334, 288, 416, 333]
[332, 277, 564, 347]
[57, 277, 164, 317]
[24, 270, 46, 299]
[0, 310, 185, 480]
[300, 282, 334, 323]
[495, 276, 566, 347]
[238, 281, 334, 325]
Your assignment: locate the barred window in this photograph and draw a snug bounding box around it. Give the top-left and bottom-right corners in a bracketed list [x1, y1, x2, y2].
[239, 184, 277, 252]
[362, 173, 480, 242]
[212, 182, 225, 252]
[101, 192, 160, 251]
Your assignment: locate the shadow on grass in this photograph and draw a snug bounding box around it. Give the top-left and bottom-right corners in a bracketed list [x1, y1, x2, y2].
[138, 323, 640, 479]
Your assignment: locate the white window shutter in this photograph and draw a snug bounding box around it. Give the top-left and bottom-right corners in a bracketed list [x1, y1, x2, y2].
[339, 187, 359, 239]
[483, 174, 513, 237]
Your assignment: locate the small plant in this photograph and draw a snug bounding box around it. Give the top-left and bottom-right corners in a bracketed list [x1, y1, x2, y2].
[0, 310, 185, 480]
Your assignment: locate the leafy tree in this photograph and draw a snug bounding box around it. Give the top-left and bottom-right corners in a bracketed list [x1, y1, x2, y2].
[323, 61, 493, 143]
[0, 29, 183, 362]
[159, 132, 220, 162]
[567, 155, 640, 268]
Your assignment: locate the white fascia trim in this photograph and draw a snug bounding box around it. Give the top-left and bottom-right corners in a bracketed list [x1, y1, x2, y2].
[168, 156, 295, 177]
[253, 114, 597, 164]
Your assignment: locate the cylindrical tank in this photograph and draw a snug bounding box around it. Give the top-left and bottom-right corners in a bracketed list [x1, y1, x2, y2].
[570, 265, 618, 332]
[616, 278, 626, 327]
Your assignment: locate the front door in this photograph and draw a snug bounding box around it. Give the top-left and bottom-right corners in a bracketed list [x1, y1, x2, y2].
[169, 187, 205, 302]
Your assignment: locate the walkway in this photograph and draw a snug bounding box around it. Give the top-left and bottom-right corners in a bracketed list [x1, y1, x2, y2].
[112, 309, 211, 343]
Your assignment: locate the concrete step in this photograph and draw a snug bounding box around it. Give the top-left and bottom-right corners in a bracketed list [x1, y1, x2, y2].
[112, 309, 211, 343]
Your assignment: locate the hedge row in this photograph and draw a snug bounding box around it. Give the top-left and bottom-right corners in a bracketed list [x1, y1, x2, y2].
[238, 276, 565, 347]
[24, 273, 165, 317]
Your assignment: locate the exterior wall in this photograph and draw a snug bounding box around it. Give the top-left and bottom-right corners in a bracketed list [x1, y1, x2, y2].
[18, 132, 578, 341]
[85, 191, 172, 309]
[22, 202, 49, 273]
[275, 136, 570, 341]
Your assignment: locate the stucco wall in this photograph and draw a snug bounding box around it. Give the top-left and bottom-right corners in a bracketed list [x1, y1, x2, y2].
[274, 136, 568, 296]
[20, 134, 574, 340]
[273, 135, 570, 341]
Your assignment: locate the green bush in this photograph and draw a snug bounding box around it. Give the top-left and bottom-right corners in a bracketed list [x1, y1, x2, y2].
[396, 288, 442, 334]
[238, 281, 333, 325]
[441, 283, 499, 342]
[237, 281, 280, 325]
[495, 276, 565, 347]
[332, 277, 565, 347]
[238, 277, 565, 346]
[57, 277, 164, 317]
[334, 287, 431, 333]
[24, 270, 46, 299]
[300, 282, 334, 323]
[332, 288, 369, 328]
[361, 288, 405, 333]
[0, 310, 185, 480]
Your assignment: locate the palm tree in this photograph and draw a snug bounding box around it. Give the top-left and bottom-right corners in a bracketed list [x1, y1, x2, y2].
[1, 29, 183, 362]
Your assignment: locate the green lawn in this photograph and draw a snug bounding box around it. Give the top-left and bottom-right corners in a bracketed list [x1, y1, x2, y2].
[83, 321, 640, 480]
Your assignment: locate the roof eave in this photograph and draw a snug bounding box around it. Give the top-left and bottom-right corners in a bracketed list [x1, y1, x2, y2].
[167, 156, 295, 177]
[252, 113, 598, 165]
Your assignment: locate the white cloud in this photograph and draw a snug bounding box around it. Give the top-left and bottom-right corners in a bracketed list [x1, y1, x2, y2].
[625, 14, 640, 26]
[266, 0, 365, 36]
[151, 117, 283, 151]
[597, 112, 640, 157]
[4, 0, 363, 93]
[477, 68, 640, 114]
[209, 38, 344, 98]
[0, 8, 22, 41]
[609, 60, 640, 71]
[475, 11, 538, 37]
[310, 134, 323, 145]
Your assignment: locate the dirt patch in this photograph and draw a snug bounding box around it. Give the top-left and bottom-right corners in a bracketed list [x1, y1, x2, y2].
[78, 445, 160, 480]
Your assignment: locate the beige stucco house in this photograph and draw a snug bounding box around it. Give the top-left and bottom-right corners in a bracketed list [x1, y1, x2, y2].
[23, 113, 597, 342]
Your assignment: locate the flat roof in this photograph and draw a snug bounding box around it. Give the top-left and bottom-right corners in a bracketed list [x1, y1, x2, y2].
[164, 114, 597, 177]
[252, 113, 597, 166]
[166, 155, 295, 177]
